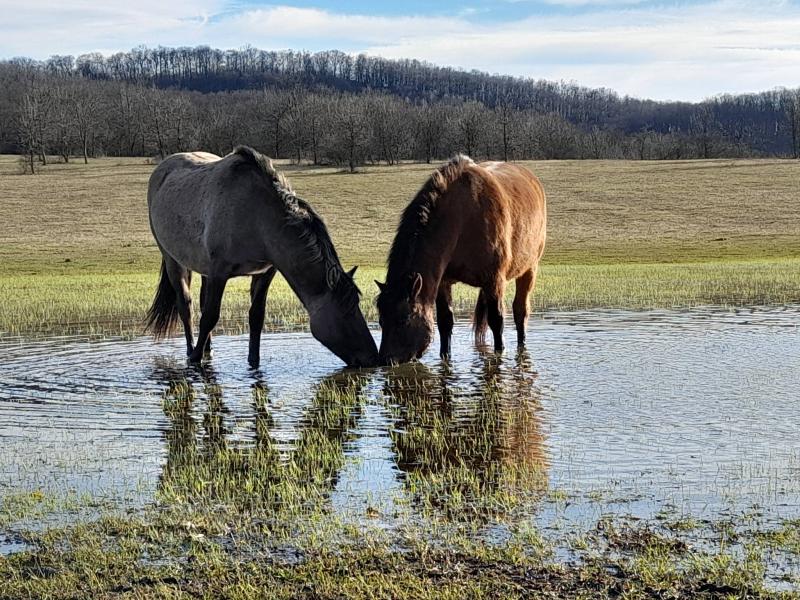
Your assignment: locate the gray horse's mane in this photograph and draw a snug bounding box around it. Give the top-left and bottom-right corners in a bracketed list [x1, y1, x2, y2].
[385, 154, 474, 285]
[233, 146, 360, 310]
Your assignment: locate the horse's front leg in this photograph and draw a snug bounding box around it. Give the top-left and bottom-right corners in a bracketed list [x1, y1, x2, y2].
[484, 284, 506, 354]
[436, 283, 454, 359]
[200, 276, 212, 356]
[248, 267, 277, 368]
[189, 276, 228, 364]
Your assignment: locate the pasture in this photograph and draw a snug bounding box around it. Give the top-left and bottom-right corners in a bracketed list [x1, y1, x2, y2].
[1, 154, 800, 598]
[1, 155, 799, 335]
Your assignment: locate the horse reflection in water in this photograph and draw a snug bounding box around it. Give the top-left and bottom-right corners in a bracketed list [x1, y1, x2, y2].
[384, 350, 548, 520]
[152, 360, 367, 510]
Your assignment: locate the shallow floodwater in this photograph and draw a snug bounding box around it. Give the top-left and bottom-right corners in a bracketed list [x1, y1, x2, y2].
[2, 306, 800, 548]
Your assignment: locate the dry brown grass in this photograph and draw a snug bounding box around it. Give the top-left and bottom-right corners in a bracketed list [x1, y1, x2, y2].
[1, 154, 798, 335]
[1, 155, 798, 275]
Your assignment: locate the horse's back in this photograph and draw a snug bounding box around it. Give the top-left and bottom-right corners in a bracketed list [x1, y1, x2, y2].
[148, 149, 287, 277]
[479, 161, 545, 217]
[475, 161, 546, 279]
[148, 151, 221, 208]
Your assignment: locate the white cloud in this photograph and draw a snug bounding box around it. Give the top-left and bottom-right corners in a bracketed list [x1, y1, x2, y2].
[0, 0, 798, 100]
[215, 6, 468, 46]
[537, 0, 647, 5]
[0, 0, 224, 56]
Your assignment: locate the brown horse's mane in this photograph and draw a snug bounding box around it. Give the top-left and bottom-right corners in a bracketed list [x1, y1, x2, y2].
[233, 146, 360, 310]
[386, 154, 474, 284]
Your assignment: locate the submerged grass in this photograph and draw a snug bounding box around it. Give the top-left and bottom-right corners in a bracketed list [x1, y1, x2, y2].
[3, 512, 795, 599]
[1, 375, 797, 598]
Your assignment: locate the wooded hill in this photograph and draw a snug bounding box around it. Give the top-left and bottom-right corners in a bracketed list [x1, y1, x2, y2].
[1, 45, 798, 171]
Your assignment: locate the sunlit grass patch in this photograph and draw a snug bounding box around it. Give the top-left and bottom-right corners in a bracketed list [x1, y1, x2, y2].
[3, 259, 800, 336]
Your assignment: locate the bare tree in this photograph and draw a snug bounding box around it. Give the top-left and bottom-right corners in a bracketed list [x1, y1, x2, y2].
[413, 103, 449, 163]
[261, 88, 295, 158]
[16, 79, 53, 173]
[367, 93, 408, 165]
[288, 92, 326, 164]
[495, 99, 514, 161]
[326, 94, 370, 172]
[455, 101, 486, 158]
[50, 82, 75, 162]
[780, 89, 800, 159]
[71, 81, 103, 163]
[690, 104, 719, 159]
[528, 112, 578, 159]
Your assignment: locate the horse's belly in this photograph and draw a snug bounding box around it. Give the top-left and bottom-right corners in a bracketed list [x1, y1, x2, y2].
[150, 209, 211, 273]
[443, 265, 483, 288]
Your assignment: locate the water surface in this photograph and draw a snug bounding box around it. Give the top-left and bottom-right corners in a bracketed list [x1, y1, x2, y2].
[2, 306, 799, 545]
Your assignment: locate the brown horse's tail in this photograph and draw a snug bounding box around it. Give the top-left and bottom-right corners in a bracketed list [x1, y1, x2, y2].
[145, 261, 179, 340]
[473, 290, 488, 344]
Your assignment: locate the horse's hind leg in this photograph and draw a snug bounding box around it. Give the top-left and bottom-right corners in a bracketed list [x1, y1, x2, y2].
[164, 256, 194, 356]
[189, 276, 228, 364]
[483, 282, 507, 354]
[512, 267, 537, 346]
[436, 282, 454, 359]
[248, 267, 277, 368]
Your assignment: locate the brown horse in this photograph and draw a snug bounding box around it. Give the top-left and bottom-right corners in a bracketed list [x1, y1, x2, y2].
[146, 146, 378, 368]
[376, 155, 546, 364]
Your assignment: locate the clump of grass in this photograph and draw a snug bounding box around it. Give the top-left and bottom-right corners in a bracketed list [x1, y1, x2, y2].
[757, 520, 800, 555]
[1, 506, 796, 599]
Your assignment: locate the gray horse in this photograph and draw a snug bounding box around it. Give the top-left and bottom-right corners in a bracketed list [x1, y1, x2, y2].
[145, 146, 378, 368]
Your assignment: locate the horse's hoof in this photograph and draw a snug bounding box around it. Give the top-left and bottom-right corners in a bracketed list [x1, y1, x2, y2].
[248, 357, 260, 369]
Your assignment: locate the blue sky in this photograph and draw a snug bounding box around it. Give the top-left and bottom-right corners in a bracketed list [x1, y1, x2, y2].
[1, 0, 798, 101]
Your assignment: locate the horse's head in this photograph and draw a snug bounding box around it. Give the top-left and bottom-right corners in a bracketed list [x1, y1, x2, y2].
[375, 272, 435, 365]
[309, 267, 379, 368]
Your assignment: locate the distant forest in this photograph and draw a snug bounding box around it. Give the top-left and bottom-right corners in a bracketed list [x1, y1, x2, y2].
[1, 45, 799, 173]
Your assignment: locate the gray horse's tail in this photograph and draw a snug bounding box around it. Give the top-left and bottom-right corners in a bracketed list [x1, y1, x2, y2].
[145, 261, 179, 339]
[473, 290, 488, 344]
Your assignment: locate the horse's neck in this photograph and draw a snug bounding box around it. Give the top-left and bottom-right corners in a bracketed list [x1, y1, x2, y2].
[391, 203, 461, 304]
[269, 228, 329, 313]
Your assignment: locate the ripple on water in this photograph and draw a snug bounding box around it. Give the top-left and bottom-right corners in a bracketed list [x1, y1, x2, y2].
[0, 306, 799, 530]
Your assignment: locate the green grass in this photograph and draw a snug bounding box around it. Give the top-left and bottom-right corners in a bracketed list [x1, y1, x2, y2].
[2, 260, 799, 336]
[0, 374, 796, 598]
[1, 155, 799, 335]
[3, 513, 794, 599]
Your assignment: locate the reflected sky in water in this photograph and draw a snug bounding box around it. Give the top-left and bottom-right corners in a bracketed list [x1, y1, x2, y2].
[1, 305, 799, 532]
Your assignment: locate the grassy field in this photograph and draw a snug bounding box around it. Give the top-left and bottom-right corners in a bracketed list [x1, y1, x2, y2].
[0, 154, 798, 334]
[3, 155, 800, 596]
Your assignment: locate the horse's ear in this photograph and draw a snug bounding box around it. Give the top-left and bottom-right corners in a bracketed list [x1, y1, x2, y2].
[410, 272, 423, 301]
[346, 266, 358, 279]
[374, 280, 386, 292]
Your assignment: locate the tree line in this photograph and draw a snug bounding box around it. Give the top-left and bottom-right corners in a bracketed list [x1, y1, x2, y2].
[1, 46, 798, 173]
